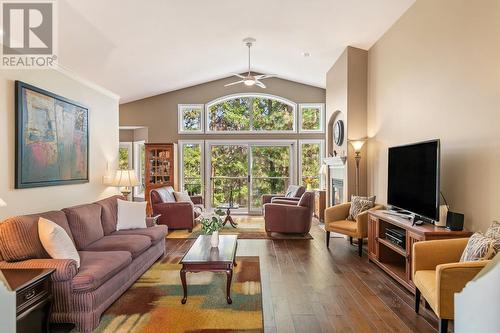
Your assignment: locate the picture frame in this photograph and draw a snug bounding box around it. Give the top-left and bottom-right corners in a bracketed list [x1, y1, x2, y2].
[15, 81, 89, 188]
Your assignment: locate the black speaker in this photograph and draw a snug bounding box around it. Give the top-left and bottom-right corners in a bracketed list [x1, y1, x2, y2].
[446, 211, 464, 231]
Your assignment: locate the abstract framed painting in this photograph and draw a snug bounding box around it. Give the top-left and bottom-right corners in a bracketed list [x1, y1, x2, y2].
[15, 81, 89, 188]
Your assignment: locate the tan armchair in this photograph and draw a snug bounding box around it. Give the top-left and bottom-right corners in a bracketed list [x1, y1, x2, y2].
[324, 202, 383, 256]
[412, 238, 490, 333]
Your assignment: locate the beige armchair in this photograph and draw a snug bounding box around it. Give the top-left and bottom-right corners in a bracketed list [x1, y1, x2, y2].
[412, 238, 491, 333]
[324, 202, 383, 256]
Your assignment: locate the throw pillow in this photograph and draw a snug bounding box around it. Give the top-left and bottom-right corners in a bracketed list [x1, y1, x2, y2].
[285, 185, 300, 198]
[38, 217, 80, 268]
[351, 195, 376, 205]
[174, 191, 192, 203]
[116, 199, 147, 230]
[485, 220, 500, 252]
[460, 232, 496, 262]
[348, 198, 374, 221]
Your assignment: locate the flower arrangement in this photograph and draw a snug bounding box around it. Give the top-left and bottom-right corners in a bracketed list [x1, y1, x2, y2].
[303, 176, 316, 190]
[200, 209, 225, 235]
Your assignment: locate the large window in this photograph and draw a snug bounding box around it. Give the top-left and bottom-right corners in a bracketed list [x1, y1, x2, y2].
[119, 143, 132, 169]
[206, 94, 296, 133]
[299, 140, 325, 190]
[179, 141, 204, 195]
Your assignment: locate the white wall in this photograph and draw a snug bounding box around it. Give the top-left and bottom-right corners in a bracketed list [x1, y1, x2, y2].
[0, 69, 120, 220]
[367, 0, 500, 232]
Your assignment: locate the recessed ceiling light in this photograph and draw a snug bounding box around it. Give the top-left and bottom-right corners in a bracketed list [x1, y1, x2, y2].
[302, 52, 311, 57]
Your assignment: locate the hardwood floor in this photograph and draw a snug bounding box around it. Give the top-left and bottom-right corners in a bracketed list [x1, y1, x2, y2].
[53, 217, 447, 333]
[166, 218, 445, 333]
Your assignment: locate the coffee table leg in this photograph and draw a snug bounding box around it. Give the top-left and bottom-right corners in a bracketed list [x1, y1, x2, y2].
[180, 268, 187, 304]
[226, 269, 233, 304]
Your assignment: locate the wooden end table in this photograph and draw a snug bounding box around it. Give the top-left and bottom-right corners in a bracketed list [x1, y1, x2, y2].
[217, 203, 239, 228]
[179, 235, 238, 304]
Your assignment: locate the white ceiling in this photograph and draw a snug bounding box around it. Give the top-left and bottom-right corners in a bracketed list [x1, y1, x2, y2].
[59, 0, 415, 103]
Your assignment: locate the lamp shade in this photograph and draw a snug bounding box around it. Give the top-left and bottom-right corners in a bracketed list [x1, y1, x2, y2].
[349, 140, 366, 152]
[112, 170, 139, 187]
[0, 198, 6, 207]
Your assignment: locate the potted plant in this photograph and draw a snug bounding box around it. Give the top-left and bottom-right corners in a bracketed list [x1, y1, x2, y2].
[200, 209, 225, 247]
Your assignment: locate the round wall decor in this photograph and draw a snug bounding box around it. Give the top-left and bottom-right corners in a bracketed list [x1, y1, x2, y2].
[333, 120, 344, 146]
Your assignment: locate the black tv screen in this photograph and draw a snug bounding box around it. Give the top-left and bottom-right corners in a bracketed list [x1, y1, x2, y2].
[387, 140, 440, 220]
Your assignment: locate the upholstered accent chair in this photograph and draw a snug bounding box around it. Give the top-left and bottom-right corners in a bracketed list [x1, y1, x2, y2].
[150, 186, 203, 231]
[412, 238, 491, 333]
[261, 185, 306, 206]
[263, 191, 314, 236]
[324, 202, 383, 256]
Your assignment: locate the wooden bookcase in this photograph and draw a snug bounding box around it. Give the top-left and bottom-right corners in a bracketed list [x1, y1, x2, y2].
[145, 143, 177, 211]
[367, 210, 472, 293]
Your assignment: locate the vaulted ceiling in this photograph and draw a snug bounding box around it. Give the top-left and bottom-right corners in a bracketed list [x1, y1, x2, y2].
[59, 0, 415, 103]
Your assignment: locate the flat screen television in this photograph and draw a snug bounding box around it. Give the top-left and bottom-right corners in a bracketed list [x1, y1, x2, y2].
[387, 139, 440, 221]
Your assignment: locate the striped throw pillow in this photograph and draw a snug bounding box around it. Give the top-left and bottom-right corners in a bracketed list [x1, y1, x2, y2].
[348, 198, 374, 221]
[460, 232, 496, 262]
[485, 221, 500, 253]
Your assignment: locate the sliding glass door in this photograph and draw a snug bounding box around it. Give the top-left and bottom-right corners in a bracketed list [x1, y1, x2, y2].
[206, 141, 295, 214]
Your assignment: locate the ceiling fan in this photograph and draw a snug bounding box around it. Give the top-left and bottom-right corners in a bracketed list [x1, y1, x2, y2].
[224, 37, 275, 89]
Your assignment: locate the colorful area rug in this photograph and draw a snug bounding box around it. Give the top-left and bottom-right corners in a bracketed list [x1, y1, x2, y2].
[81, 256, 263, 333]
[167, 216, 313, 240]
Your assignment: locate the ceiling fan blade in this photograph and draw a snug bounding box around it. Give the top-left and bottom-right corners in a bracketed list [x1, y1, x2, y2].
[255, 74, 276, 80]
[231, 73, 246, 79]
[255, 81, 266, 89]
[224, 80, 244, 87]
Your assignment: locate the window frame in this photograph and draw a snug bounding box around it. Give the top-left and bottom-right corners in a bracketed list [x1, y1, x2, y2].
[298, 103, 325, 133]
[205, 93, 297, 134]
[178, 104, 205, 134]
[178, 140, 205, 196]
[298, 139, 325, 188]
[133, 140, 146, 199]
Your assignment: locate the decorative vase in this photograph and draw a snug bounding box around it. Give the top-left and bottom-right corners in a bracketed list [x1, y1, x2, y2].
[210, 231, 219, 247]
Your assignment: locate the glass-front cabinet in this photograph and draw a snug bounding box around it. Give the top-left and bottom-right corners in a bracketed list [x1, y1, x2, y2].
[145, 143, 177, 212]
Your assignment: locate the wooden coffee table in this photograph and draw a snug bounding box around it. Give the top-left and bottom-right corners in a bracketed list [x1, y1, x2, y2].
[179, 235, 238, 304]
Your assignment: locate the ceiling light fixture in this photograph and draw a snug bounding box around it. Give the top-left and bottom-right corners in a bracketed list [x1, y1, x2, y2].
[224, 38, 276, 89]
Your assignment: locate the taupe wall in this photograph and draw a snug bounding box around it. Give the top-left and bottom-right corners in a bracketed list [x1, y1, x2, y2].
[0, 69, 120, 220]
[119, 128, 148, 142]
[120, 76, 325, 142]
[367, 0, 500, 232]
[326, 47, 368, 200]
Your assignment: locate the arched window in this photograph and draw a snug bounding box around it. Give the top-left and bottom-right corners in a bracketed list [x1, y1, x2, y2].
[206, 93, 296, 133]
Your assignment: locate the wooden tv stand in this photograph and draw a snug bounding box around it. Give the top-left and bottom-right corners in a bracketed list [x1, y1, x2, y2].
[367, 210, 472, 293]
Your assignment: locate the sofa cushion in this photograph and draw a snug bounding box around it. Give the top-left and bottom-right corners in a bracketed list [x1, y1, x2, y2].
[72, 250, 132, 292]
[63, 204, 104, 250]
[0, 211, 72, 262]
[111, 225, 168, 244]
[94, 195, 125, 235]
[327, 220, 358, 234]
[413, 270, 437, 310]
[83, 235, 151, 258]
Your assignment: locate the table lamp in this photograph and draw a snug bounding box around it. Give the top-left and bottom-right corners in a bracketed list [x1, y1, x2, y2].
[112, 170, 139, 200]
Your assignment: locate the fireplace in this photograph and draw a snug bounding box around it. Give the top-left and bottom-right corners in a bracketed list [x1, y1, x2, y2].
[324, 156, 346, 206]
[331, 178, 344, 206]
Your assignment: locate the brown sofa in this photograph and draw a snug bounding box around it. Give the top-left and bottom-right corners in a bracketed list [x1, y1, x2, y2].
[0, 195, 168, 332]
[261, 185, 306, 206]
[150, 186, 203, 231]
[263, 191, 315, 235]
